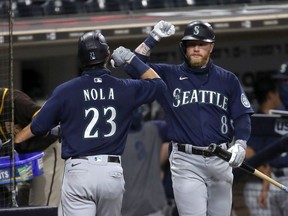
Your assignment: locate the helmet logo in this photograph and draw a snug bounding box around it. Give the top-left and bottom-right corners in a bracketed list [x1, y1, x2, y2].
[90, 52, 96, 60]
[280, 63, 287, 74]
[193, 26, 200, 35]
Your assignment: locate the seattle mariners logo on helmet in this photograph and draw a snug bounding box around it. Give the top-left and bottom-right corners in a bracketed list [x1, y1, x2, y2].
[78, 31, 110, 68]
[181, 21, 215, 43]
[272, 62, 288, 80]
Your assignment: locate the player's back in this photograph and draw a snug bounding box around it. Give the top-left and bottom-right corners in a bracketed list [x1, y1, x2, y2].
[121, 121, 167, 216]
[34, 69, 165, 159]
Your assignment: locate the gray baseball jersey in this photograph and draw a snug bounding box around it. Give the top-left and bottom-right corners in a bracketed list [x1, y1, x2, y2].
[121, 121, 167, 216]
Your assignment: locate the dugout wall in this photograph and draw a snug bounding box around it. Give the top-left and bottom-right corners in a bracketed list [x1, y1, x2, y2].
[12, 25, 288, 104]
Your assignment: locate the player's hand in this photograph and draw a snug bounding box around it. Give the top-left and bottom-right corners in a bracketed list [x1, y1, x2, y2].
[227, 140, 246, 168]
[110, 46, 135, 68]
[150, 20, 175, 41]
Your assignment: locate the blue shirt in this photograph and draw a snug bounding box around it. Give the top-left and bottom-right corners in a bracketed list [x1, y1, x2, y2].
[31, 68, 166, 159]
[126, 59, 254, 146]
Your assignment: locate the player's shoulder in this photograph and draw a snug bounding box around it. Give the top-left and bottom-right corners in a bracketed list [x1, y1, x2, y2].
[212, 64, 238, 80]
[150, 62, 181, 74]
[54, 77, 80, 91]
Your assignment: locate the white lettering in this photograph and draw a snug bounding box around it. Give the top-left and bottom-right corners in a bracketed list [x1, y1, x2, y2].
[173, 88, 181, 107]
[190, 90, 198, 103]
[182, 91, 191, 105]
[83, 88, 115, 101]
[172, 88, 228, 111]
[108, 88, 114, 99]
[0, 171, 9, 179]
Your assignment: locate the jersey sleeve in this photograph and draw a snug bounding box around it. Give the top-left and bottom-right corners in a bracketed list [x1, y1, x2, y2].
[229, 75, 254, 119]
[124, 53, 167, 79]
[129, 78, 166, 108]
[31, 87, 62, 135]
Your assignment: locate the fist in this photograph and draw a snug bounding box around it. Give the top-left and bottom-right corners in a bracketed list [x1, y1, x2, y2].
[227, 140, 246, 168]
[110, 46, 135, 68]
[150, 20, 175, 41]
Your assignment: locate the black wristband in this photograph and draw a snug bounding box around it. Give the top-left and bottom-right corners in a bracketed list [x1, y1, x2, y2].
[129, 56, 150, 77]
[144, 35, 158, 49]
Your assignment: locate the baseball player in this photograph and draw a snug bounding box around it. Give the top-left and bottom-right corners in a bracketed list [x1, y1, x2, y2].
[124, 20, 254, 215]
[0, 88, 64, 206]
[274, 61, 288, 108]
[258, 63, 288, 216]
[14, 31, 166, 216]
[0, 88, 63, 207]
[121, 106, 168, 216]
[242, 75, 282, 216]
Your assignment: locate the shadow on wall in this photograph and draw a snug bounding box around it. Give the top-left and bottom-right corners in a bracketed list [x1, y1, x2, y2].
[22, 69, 44, 100]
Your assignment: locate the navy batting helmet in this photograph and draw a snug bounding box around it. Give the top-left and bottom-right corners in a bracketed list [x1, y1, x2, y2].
[78, 31, 110, 68]
[181, 21, 215, 43]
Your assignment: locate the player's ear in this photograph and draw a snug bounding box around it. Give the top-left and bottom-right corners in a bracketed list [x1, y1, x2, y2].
[209, 43, 215, 54]
[179, 41, 186, 56]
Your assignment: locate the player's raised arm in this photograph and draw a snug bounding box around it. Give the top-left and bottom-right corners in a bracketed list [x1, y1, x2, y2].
[111, 46, 160, 79]
[123, 20, 175, 79]
[135, 20, 175, 57]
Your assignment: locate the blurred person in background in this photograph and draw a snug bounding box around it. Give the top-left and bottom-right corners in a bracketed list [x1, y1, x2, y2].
[257, 62, 288, 216]
[242, 74, 282, 216]
[121, 105, 168, 216]
[0, 88, 63, 207]
[161, 142, 179, 216]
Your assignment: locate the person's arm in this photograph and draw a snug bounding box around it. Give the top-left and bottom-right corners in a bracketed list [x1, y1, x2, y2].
[14, 123, 35, 143]
[258, 166, 271, 209]
[227, 113, 251, 167]
[123, 20, 175, 79]
[111, 46, 160, 79]
[246, 134, 288, 168]
[160, 142, 170, 168]
[135, 20, 175, 57]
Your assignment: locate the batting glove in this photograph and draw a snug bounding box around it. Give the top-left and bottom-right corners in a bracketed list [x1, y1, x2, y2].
[150, 20, 175, 41]
[111, 46, 135, 68]
[227, 140, 247, 168]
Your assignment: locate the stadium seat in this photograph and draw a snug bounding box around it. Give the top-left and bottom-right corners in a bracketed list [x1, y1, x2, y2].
[62, 0, 78, 14]
[79, 0, 100, 13]
[16, 0, 44, 17]
[0, 1, 8, 19]
[42, 0, 65, 16]
[173, 0, 190, 7]
[129, 0, 149, 10]
[104, 0, 121, 12]
[148, 0, 166, 9]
